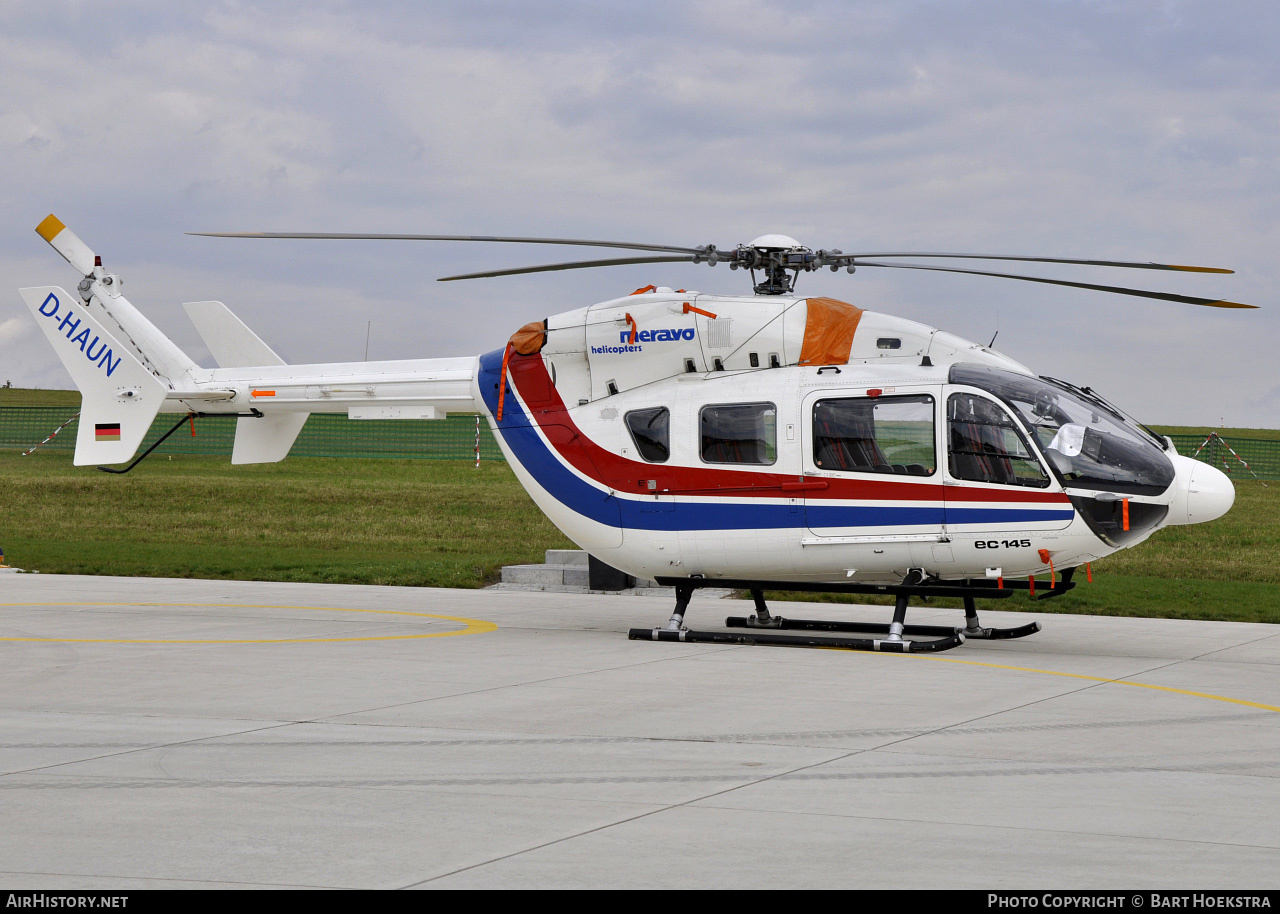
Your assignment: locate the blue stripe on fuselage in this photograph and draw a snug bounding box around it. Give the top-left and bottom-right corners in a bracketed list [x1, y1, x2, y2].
[479, 349, 1075, 532]
[944, 508, 1075, 525]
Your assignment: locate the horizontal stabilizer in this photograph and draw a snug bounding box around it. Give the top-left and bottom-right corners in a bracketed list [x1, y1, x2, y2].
[183, 301, 285, 368]
[20, 286, 166, 465]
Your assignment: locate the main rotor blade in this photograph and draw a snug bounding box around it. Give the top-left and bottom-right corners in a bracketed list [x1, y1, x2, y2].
[189, 231, 701, 256]
[438, 254, 698, 282]
[854, 261, 1257, 308]
[842, 253, 1232, 274]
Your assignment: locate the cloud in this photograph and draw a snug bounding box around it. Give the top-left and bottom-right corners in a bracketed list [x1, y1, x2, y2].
[0, 316, 33, 346]
[0, 0, 1276, 426]
[0, 311, 72, 390]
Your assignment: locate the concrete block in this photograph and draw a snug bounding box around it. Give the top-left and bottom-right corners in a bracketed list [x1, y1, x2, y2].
[545, 549, 589, 566]
[500, 565, 569, 587]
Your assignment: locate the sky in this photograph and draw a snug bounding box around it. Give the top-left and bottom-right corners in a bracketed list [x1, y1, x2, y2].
[1, 0, 1277, 427]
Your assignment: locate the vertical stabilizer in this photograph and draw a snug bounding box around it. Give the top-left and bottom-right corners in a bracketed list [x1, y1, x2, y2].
[183, 300, 286, 368]
[20, 286, 166, 465]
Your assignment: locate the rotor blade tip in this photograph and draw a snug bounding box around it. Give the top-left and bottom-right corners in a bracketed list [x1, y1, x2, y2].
[36, 214, 65, 242]
[1169, 264, 1234, 274]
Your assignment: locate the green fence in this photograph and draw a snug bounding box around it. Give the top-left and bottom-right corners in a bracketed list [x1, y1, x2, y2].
[1, 407, 506, 461]
[1167, 434, 1280, 481]
[3, 407, 1278, 478]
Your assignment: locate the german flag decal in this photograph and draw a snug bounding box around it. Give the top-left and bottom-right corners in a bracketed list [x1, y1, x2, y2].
[95, 423, 121, 441]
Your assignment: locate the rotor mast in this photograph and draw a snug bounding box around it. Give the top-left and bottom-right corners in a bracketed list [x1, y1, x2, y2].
[709, 234, 854, 295]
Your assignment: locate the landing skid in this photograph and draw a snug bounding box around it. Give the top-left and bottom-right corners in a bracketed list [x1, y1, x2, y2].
[626, 580, 1044, 653]
[629, 625, 963, 653]
[723, 614, 1040, 641]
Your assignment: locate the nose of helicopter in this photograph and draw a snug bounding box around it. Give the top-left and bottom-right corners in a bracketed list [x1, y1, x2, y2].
[1167, 454, 1236, 525]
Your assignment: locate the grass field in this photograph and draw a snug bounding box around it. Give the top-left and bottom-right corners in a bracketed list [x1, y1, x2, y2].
[0, 388, 80, 408]
[1149, 424, 1280, 442]
[1, 389, 1277, 624]
[0, 452, 573, 588]
[2, 448, 1276, 623]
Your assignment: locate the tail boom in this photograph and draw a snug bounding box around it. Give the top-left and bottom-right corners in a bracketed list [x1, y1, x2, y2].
[26, 215, 479, 466]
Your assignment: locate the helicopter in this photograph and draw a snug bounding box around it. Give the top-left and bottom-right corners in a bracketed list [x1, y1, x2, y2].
[20, 215, 1253, 653]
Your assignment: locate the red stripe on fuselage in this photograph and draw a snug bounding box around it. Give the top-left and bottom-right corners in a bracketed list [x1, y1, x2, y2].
[505, 352, 1068, 505]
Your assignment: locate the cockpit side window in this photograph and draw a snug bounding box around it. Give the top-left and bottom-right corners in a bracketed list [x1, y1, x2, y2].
[948, 363, 1175, 496]
[700, 403, 777, 465]
[624, 407, 670, 463]
[948, 392, 1050, 487]
[812, 395, 935, 476]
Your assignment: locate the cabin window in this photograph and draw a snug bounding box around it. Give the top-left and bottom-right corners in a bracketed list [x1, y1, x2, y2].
[624, 407, 670, 463]
[700, 403, 777, 465]
[947, 392, 1049, 487]
[812, 395, 935, 476]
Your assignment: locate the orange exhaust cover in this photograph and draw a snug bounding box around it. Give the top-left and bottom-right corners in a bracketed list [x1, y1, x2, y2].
[798, 297, 863, 366]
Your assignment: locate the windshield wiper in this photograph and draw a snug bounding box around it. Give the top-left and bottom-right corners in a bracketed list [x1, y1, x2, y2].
[1039, 376, 1167, 450]
[1040, 376, 1125, 420]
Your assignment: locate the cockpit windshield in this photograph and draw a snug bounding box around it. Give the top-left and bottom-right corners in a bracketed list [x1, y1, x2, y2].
[949, 364, 1175, 496]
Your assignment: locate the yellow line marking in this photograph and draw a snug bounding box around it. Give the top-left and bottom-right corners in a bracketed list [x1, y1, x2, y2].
[908, 653, 1280, 713]
[6, 603, 1273, 713]
[0, 603, 497, 644]
[36, 214, 65, 242]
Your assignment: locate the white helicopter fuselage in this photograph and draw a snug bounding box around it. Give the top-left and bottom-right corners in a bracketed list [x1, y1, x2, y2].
[22, 218, 1235, 596]
[473, 288, 1230, 587]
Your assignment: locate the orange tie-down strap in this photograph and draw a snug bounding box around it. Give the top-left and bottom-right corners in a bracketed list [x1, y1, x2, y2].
[798, 297, 864, 366]
[1037, 548, 1056, 586]
[498, 320, 549, 421]
[497, 343, 513, 421]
